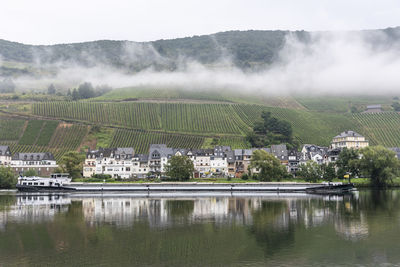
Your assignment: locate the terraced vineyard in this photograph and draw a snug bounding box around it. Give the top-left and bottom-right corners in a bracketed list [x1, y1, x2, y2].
[218, 136, 250, 149]
[352, 112, 400, 147]
[33, 102, 250, 134]
[94, 87, 306, 109]
[48, 124, 88, 149]
[33, 102, 161, 130]
[0, 116, 88, 160]
[0, 118, 25, 140]
[160, 103, 249, 134]
[9, 100, 400, 154]
[18, 120, 45, 145]
[110, 129, 205, 154]
[36, 121, 59, 146]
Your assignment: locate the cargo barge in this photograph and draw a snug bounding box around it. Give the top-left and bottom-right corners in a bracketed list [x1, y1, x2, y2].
[16, 175, 355, 194]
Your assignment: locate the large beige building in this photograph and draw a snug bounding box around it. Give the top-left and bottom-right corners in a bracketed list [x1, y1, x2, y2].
[331, 131, 369, 149]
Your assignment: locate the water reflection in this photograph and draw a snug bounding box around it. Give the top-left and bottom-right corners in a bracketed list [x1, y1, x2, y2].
[0, 194, 70, 230]
[0, 193, 362, 235]
[1, 191, 400, 266]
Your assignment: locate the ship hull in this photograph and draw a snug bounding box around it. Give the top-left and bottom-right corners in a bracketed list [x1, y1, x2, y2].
[16, 184, 76, 192]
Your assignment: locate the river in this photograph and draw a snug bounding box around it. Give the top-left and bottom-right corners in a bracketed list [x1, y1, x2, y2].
[0, 190, 399, 266]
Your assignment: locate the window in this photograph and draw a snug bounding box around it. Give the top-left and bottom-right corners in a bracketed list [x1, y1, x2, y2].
[40, 183, 45, 186]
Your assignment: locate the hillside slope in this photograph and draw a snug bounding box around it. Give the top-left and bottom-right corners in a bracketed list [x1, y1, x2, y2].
[1, 27, 400, 75]
[94, 87, 306, 108]
[31, 101, 400, 148]
[2, 97, 400, 158]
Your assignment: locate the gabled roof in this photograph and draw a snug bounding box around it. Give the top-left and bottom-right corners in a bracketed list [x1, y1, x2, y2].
[271, 144, 288, 159]
[149, 144, 173, 159]
[12, 152, 55, 161]
[334, 131, 363, 138]
[87, 147, 113, 158]
[302, 144, 328, 155]
[225, 151, 235, 163]
[173, 148, 189, 156]
[213, 146, 231, 157]
[115, 147, 134, 156]
[0, 146, 11, 156]
[192, 149, 214, 156]
[366, 104, 382, 109]
[134, 154, 149, 162]
[87, 147, 134, 158]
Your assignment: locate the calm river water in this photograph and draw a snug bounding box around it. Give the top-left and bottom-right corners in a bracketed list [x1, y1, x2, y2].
[0, 190, 399, 266]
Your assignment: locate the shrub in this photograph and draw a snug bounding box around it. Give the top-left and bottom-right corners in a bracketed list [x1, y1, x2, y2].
[91, 174, 112, 179]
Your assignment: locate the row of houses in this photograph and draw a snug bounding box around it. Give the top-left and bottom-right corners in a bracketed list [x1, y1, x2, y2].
[0, 130, 373, 178]
[82, 130, 371, 179]
[0, 146, 58, 176]
[82, 144, 291, 179]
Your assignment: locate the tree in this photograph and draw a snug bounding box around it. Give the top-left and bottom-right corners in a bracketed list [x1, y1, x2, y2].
[336, 148, 360, 179]
[47, 84, 56, 95]
[322, 162, 336, 182]
[247, 111, 293, 148]
[351, 106, 359, 113]
[297, 161, 323, 183]
[358, 146, 399, 187]
[392, 102, 400, 112]
[249, 150, 288, 181]
[71, 88, 80, 100]
[0, 78, 16, 93]
[165, 155, 195, 181]
[23, 169, 38, 177]
[0, 167, 17, 189]
[58, 151, 85, 179]
[77, 82, 95, 99]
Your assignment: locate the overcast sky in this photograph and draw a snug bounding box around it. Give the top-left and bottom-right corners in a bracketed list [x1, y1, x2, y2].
[1, 0, 399, 45]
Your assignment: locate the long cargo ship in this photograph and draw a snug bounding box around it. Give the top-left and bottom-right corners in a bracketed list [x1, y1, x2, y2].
[16, 174, 355, 194]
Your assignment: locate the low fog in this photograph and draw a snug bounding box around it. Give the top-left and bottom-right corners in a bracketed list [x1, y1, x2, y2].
[5, 29, 400, 96]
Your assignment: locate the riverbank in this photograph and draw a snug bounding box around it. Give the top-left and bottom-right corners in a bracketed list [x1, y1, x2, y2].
[72, 177, 400, 188]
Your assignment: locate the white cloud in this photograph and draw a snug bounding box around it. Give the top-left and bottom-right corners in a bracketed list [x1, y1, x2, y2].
[11, 29, 400, 96]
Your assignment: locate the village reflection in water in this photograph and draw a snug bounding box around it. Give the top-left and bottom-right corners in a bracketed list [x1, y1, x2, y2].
[0, 192, 368, 240]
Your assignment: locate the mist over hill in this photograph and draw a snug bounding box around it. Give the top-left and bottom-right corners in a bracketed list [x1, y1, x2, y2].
[1, 27, 400, 95]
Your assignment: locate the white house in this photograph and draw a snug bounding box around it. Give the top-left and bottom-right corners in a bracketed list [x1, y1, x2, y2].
[331, 131, 369, 150]
[210, 156, 228, 176]
[11, 152, 58, 176]
[132, 154, 149, 178]
[84, 147, 135, 178]
[0, 146, 12, 166]
[192, 149, 213, 177]
[148, 144, 174, 174]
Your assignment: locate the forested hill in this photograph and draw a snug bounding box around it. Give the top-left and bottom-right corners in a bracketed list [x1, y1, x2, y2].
[0, 31, 296, 71]
[1, 27, 400, 73]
